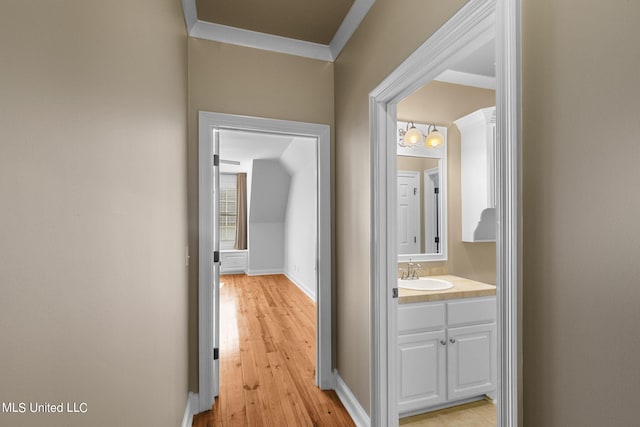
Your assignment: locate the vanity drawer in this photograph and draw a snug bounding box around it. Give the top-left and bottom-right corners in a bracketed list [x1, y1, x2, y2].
[398, 302, 445, 333]
[447, 297, 496, 327]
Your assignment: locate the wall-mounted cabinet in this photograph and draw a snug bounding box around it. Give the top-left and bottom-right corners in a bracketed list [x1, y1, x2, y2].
[455, 107, 496, 242]
[398, 296, 496, 416]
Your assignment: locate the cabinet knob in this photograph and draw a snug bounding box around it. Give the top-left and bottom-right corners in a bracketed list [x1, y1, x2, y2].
[440, 340, 446, 346]
[449, 338, 456, 344]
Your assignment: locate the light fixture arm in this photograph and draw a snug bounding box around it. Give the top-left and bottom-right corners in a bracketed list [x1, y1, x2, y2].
[398, 122, 443, 148]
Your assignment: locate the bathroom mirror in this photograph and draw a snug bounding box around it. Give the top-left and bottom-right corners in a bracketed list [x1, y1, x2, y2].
[397, 122, 447, 262]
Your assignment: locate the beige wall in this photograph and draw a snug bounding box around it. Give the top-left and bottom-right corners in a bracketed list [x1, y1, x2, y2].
[334, 0, 468, 413]
[399, 81, 496, 284]
[522, 0, 640, 425]
[0, 1, 188, 427]
[187, 39, 334, 389]
[339, 0, 640, 421]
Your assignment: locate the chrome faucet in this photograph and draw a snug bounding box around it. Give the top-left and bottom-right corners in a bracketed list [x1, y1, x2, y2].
[401, 260, 421, 280]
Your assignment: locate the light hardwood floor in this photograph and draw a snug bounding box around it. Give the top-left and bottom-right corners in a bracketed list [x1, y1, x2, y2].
[192, 274, 354, 427]
[400, 399, 496, 427]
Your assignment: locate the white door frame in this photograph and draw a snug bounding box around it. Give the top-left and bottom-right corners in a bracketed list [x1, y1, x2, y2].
[369, 0, 521, 426]
[424, 167, 439, 255]
[198, 112, 333, 413]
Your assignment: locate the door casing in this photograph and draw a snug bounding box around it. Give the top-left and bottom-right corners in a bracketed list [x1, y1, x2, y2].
[198, 112, 333, 413]
[369, 0, 522, 425]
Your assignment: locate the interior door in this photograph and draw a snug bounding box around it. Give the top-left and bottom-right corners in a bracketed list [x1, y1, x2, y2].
[398, 171, 421, 254]
[212, 129, 220, 398]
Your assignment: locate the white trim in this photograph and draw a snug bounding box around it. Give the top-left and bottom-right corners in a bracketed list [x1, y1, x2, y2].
[181, 392, 199, 427]
[495, 1, 522, 426]
[180, 0, 197, 33]
[247, 268, 284, 276]
[334, 372, 370, 427]
[329, 0, 376, 60]
[435, 69, 497, 90]
[189, 21, 333, 61]
[198, 113, 334, 416]
[181, 0, 375, 61]
[369, 0, 521, 426]
[284, 271, 316, 302]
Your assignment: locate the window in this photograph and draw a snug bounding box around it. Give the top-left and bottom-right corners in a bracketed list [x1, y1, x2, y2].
[219, 174, 237, 250]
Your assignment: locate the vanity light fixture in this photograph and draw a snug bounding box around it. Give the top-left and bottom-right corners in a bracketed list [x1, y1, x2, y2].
[399, 122, 422, 147]
[425, 125, 443, 148]
[398, 122, 443, 148]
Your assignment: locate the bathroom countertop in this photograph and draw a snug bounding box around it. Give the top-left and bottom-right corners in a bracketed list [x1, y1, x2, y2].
[398, 275, 496, 304]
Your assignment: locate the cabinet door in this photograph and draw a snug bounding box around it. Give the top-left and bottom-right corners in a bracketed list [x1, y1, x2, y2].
[398, 330, 447, 415]
[447, 323, 496, 401]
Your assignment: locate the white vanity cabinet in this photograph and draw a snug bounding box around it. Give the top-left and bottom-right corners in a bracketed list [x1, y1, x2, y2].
[398, 296, 496, 416]
[398, 302, 447, 413]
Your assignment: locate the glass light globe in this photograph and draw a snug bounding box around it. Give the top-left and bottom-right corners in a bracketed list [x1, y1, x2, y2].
[425, 128, 443, 148]
[403, 126, 423, 146]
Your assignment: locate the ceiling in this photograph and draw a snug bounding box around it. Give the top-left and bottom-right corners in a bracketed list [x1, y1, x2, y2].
[398, 80, 496, 126]
[435, 39, 496, 90]
[219, 130, 294, 173]
[182, 0, 375, 61]
[195, 0, 354, 45]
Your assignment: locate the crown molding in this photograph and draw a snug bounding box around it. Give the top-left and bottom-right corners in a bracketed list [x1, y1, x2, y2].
[189, 20, 333, 61]
[181, 0, 198, 32]
[329, 0, 375, 60]
[181, 0, 375, 62]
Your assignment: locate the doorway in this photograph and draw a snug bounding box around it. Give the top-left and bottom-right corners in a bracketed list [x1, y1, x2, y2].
[197, 112, 332, 413]
[369, 0, 521, 426]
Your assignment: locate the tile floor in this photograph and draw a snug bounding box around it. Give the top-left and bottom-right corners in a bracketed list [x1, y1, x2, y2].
[400, 399, 496, 427]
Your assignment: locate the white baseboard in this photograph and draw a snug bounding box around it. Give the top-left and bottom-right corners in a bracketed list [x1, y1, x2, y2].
[284, 271, 316, 302]
[247, 268, 283, 276]
[181, 392, 198, 427]
[334, 371, 370, 427]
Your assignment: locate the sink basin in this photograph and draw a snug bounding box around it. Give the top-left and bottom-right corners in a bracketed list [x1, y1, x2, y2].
[398, 277, 453, 291]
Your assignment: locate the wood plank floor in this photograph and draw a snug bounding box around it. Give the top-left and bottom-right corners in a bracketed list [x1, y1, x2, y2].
[193, 274, 354, 427]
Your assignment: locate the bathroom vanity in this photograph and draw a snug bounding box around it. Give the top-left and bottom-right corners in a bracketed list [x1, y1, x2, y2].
[397, 275, 496, 416]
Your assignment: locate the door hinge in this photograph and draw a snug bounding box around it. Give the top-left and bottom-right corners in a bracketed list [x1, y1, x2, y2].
[213, 251, 219, 263]
[213, 348, 219, 360]
[392, 288, 398, 299]
[435, 237, 440, 244]
[213, 154, 219, 166]
[434, 187, 439, 194]
[414, 236, 417, 243]
[413, 187, 417, 195]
